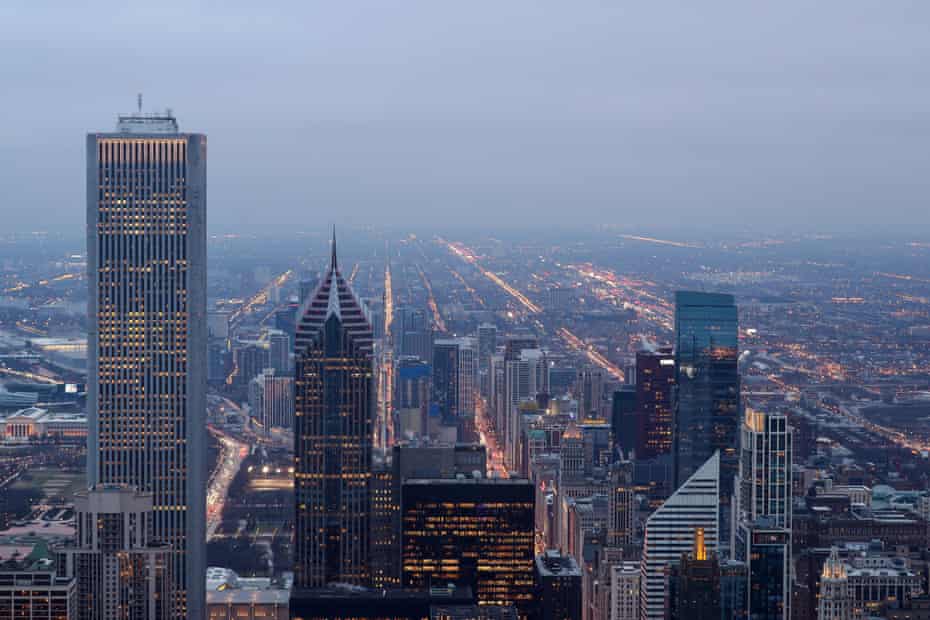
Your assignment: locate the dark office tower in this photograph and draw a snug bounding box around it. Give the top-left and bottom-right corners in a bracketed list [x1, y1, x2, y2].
[293, 234, 374, 589]
[87, 111, 206, 618]
[402, 478, 535, 618]
[636, 347, 675, 460]
[369, 456, 396, 590]
[673, 291, 739, 549]
[611, 387, 637, 457]
[383, 444, 487, 585]
[668, 530, 721, 620]
[534, 550, 582, 620]
[738, 521, 790, 620]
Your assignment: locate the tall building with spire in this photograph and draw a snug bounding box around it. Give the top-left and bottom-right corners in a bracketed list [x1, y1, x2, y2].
[86, 109, 206, 618]
[293, 232, 374, 588]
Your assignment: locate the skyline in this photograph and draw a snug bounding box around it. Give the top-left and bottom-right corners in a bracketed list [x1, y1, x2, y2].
[3, 1, 930, 235]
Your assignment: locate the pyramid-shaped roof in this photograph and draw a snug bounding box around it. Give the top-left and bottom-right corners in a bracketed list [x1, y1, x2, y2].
[295, 231, 373, 355]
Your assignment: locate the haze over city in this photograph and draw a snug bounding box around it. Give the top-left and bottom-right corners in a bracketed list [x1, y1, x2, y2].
[4, 3, 930, 620]
[3, 1, 930, 234]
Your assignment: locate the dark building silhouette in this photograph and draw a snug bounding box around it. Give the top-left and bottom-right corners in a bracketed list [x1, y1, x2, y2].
[293, 233, 374, 588]
[668, 530, 721, 620]
[402, 478, 535, 618]
[635, 347, 675, 460]
[534, 550, 582, 620]
[611, 387, 636, 457]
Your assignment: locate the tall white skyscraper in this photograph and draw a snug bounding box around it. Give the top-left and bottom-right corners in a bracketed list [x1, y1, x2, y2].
[733, 408, 793, 620]
[640, 451, 719, 620]
[87, 111, 206, 618]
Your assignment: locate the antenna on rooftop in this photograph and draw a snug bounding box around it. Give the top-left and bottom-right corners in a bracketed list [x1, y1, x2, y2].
[137, 93, 143, 113]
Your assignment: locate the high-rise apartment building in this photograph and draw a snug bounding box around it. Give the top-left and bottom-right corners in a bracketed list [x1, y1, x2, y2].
[56, 485, 173, 619]
[735, 409, 792, 531]
[673, 291, 739, 551]
[87, 111, 206, 618]
[640, 452, 719, 620]
[732, 410, 792, 620]
[293, 235, 374, 588]
[401, 477, 535, 618]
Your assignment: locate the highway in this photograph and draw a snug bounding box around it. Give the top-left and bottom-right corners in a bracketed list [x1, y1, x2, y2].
[206, 425, 249, 541]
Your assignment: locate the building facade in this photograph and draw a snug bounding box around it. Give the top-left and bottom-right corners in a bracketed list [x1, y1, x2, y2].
[640, 452, 719, 620]
[293, 236, 374, 588]
[635, 347, 675, 460]
[87, 111, 206, 618]
[401, 478, 535, 618]
[673, 291, 739, 551]
[56, 485, 173, 620]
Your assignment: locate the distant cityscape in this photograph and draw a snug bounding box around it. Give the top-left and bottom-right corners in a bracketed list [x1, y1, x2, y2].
[3, 111, 930, 620]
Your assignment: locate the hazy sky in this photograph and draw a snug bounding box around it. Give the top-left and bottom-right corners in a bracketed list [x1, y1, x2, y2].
[2, 1, 929, 235]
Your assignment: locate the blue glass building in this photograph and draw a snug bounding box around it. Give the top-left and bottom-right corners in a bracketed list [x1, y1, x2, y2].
[673, 291, 740, 548]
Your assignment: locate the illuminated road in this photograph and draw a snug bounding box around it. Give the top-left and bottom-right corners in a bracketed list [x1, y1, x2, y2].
[619, 234, 699, 249]
[475, 396, 508, 478]
[229, 270, 293, 327]
[417, 264, 448, 333]
[0, 367, 59, 384]
[558, 328, 625, 382]
[206, 425, 249, 541]
[442, 239, 542, 314]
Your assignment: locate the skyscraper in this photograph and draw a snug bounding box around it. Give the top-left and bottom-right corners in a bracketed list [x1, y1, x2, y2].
[640, 451, 719, 620]
[733, 410, 792, 620]
[735, 409, 793, 531]
[635, 347, 675, 460]
[401, 477, 535, 617]
[87, 111, 206, 618]
[293, 234, 374, 588]
[739, 521, 790, 620]
[432, 337, 478, 440]
[56, 485, 174, 620]
[673, 291, 739, 550]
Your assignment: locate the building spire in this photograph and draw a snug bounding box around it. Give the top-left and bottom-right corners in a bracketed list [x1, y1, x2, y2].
[331, 226, 338, 272]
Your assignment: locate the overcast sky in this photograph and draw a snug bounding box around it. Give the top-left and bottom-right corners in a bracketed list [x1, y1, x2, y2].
[2, 1, 929, 236]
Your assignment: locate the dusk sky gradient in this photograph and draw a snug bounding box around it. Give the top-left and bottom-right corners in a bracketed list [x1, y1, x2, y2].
[2, 1, 929, 235]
